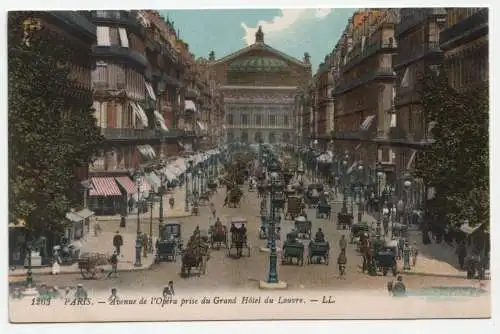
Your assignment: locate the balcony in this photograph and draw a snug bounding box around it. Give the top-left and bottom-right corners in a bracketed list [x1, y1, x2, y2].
[342, 42, 397, 74]
[92, 45, 149, 69]
[90, 10, 142, 36]
[440, 8, 488, 50]
[45, 11, 96, 42]
[394, 42, 443, 69]
[101, 128, 195, 141]
[333, 67, 396, 96]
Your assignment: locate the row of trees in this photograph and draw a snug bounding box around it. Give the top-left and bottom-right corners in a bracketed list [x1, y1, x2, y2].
[415, 66, 489, 229]
[8, 13, 104, 238]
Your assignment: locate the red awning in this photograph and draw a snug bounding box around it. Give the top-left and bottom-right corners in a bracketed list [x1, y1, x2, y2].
[89, 177, 122, 197]
[115, 176, 137, 194]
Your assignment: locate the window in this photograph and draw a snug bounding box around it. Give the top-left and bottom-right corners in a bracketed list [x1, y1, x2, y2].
[241, 114, 248, 125]
[390, 113, 397, 127]
[284, 115, 289, 126]
[118, 28, 129, 47]
[227, 114, 233, 125]
[96, 26, 111, 46]
[255, 114, 262, 125]
[269, 115, 276, 126]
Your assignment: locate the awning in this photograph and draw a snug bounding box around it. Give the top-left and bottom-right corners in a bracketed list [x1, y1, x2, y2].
[460, 222, 484, 235]
[132, 102, 149, 127]
[185, 100, 196, 112]
[145, 172, 162, 192]
[75, 208, 95, 219]
[89, 177, 122, 197]
[145, 82, 156, 100]
[115, 176, 137, 194]
[66, 212, 84, 222]
[161, 168, 177, 182]
[9, 219, 26, 228]
[347, 161, 358, 174]
[360, 115, 376, 130]
[167, 165, 182, 176]
[174, 158, 186, 172]
[406, 149, 417, 170]
[154, 110, 169, 132]
[137, 145, 156, 160]
[196, 121, 206, 131]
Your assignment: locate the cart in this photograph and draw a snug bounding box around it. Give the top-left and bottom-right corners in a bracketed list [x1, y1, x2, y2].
[286, 195, 304, 220]
[282, 241, 305, 265]
[159, 221, 183, 251]
[308, 241, 330, 265]
[78, 252, 109, 279]
[294, 216, 312, 239]
[316, 201, 331, 219]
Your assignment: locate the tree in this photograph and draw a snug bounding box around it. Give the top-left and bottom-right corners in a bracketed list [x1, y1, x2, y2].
[8, 12, 104, 238]
[415, 66, 489, 229]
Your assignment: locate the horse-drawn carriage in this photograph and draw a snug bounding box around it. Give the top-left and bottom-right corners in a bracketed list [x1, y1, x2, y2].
[294, 216, 312, 239]
[155, 222, 183, 263]
[350, 222, 370, 244]
[308, 241, 330, 265]
[228, 217, 251, 258]
[286, 195, 304, 220]
[391, 223, 408, 238]
[316, 200, 331, 219]
[282, 233, 304, 265]
[337, 212, 354, 230]
[304, 184, 322, 208]
[361, 237, 398, 276]
[78, 252, 109, 279]
[224, 187, 243, 208]
[181, 228, 210, 277]
[208, 222, 228, 249]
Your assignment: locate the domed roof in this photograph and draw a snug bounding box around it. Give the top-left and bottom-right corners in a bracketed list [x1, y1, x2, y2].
[228, 56, 288, 72]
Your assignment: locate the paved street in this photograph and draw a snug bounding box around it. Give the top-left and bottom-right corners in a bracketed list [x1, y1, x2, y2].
[27, 181, 477, 292]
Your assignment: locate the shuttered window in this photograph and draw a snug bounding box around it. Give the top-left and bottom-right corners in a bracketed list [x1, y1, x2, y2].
[96, 26, 111, 46]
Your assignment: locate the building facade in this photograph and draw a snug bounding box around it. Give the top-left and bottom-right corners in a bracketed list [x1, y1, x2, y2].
[330, 9, 400, 182]
[392, 8, 447, 199]
[440, 8, 488, 91]
[210, 27, 312, 144]
[312, 55, 335, 150]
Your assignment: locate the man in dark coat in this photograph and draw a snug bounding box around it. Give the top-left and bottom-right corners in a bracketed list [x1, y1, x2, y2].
[113, 231, 123, 256]
[315, 228, 325, 243]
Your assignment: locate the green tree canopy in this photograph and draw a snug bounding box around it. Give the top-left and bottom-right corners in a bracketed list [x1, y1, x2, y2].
[8, 12, 104, 237]
[415, 66, 489, 229]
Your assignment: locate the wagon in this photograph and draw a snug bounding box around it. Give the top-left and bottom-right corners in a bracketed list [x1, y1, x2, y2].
[208, 224, 228, 249]
[159, 221, 183, 251]
[294, 216, 312, 239]
[374, 246, 398, 276]
[391, 223, 408, 238]
[282, 241, 304, 265]
[78, 252, 109, 279]
[286, 195, 303, 220]
[155, 239, 178, 263]
[350, 222, 370, 243]
[308, 241, 330, 265]
[337, 212, 353, 230]
[316, 201, 331, 219]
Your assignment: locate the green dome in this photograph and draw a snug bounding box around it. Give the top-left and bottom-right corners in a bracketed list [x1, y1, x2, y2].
[228, 56, 288, 72]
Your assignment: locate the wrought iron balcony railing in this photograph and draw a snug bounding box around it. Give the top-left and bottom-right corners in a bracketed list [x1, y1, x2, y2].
[333, 67, 396, 96]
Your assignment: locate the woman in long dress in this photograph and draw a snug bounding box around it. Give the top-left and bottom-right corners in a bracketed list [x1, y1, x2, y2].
[51, 249, 61, 275]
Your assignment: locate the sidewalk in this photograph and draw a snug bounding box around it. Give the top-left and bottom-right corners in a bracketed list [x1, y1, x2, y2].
[9, 232, 156, 277]
[331, 194, 466, 278]
[96, 187, 191, 223]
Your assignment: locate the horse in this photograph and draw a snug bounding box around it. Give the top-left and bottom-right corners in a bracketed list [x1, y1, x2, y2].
[359, 237, 372, 273]
[180, 247, 202, 277]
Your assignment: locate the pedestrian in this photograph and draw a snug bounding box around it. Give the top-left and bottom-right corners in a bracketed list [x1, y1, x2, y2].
[107, 251, 118, 279]
[142, 233, 148, 258]
[391, 276, 406, 297]
[410, 241, 419, 267]
[108, 288, 119, 303]
[113, 231, 123, 256]
[337, 249, 347, 278]
[51, 248, 61, 275]
[338, 235, 347, 252]
[75, 284, 88, 299]
[210, 202, 216, 218]
[457, 241, 467, 270]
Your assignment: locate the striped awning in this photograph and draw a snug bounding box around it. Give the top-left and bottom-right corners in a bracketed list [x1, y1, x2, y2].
[115, 176, 137, 194]
[89, 177, 122, 197]
[137, 145, 156, 160]
[360, 115, 376, 130]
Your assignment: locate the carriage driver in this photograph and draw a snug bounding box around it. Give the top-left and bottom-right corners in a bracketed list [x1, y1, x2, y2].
[315, 228, 325, 243]
[214, 217, 223, 232]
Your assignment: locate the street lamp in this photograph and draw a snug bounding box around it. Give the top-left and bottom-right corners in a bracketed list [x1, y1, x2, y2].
[134, 168, 144, 267]
[185, 160, 193, 212]
[341, 156, 349, 213]
[158, 158, 166, 225]
[376, 167, 385, 236]
[357, 163, 364, 221]
[403, 179, 412, 225]
[267, 168, 282, 284]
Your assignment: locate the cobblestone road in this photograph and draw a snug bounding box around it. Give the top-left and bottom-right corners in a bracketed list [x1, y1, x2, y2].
[33, 183, 479, 292]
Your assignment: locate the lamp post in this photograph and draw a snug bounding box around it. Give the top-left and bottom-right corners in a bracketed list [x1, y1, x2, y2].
[134, 168, 144, 267]
[267, 168, 281, 284]
[357, 163, 364, 222]
[376, 163, 384, 236]
[185, 160, 192, 212]
[26, 238, 33, 287]
[200, 161, 206, 194]
[341, 155, 349, 213]
[403, 179, 412, 226]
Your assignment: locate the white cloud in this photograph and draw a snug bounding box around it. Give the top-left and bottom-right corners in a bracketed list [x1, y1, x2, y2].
[240, 9, 333, 46]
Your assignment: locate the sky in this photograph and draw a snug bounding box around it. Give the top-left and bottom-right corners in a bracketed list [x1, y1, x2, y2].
[158, 8, 356, 72]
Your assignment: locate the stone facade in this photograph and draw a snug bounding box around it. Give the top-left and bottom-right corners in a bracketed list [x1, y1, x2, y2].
[312, 56, 335, 150]
[210, 26, 312, 144]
